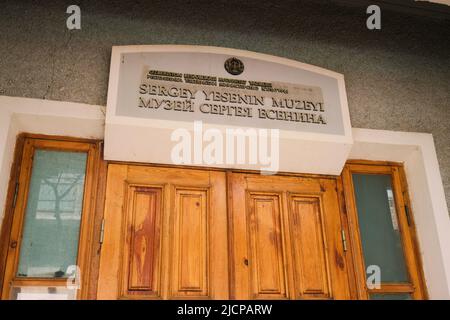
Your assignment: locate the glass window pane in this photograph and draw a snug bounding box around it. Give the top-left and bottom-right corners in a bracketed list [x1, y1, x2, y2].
[17, 150, 87, 278]
[352, 174, 409, 283]
[370, 293, 412, 300]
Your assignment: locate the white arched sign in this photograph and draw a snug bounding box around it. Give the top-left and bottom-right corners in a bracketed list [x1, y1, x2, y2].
[105, 45, 352, 174]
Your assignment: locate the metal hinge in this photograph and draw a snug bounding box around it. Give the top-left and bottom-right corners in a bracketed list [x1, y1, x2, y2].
[12, 182, 19, 208]
[341, 229, 348, 252]
[99, 218, 105, 244]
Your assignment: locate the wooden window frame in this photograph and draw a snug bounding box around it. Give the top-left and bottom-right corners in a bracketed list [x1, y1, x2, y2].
[341, 160, 428, 299]
[0, 134, 105, 300]
[0, 136, 429, 300]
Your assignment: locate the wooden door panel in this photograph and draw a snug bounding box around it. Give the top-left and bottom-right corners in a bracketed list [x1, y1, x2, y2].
[97, 165, 228, 300]
[247, 193, 288, 299]
[288, 196, 330, 298]
[98, 166, 349, 300]
[170, 188, 209, 298]
[122, 186, 163, 298]
[229, 173, 350, 300]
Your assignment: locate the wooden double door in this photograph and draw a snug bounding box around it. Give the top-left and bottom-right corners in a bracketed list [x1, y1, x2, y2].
[97, 164, 351, 299]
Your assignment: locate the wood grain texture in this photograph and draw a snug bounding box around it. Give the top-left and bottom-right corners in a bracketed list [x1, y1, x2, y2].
[341, 163, 427, 300]
[3, 138, 427, 300]
[171, 189, 208, 297]
[247, 193, 288, 299]
[0, 137, 100, 300]
[97, 165, 228, 300]
[0, 134, 25, 296]
[122, 186, 163, 297]
[229, 173, 350, 300]
[288, 196, 330, 298]
[96, 164, 128, 299]
[86, 144, 108, 299]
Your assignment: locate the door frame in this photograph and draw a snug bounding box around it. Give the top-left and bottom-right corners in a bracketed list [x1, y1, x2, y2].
[0, 134, 105, 300]
[0, 134, 427, 299]
[226, 171, 354, 299]
[341, 160, 428, 300]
